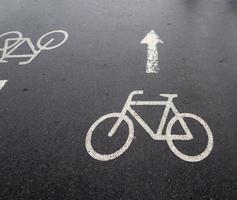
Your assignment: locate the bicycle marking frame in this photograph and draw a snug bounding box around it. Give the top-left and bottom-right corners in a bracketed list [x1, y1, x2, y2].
[108, 90, 193, 141]
[85, 90, 214, 162]
[0, 30, 68, 65]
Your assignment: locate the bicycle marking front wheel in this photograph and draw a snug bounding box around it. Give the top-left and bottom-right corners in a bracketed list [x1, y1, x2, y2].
[166, 113, 214, 162]
[85, 113, 134, 161]
[37, 30, 68, 50]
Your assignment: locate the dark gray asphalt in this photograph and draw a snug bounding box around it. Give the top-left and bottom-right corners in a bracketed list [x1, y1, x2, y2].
[0, 0, 237, 199]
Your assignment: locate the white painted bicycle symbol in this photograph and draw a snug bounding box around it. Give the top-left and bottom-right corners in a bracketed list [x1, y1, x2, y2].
[0, 80, 7, 91]
[0, 30, 68, 65]
[86, 90, 214, 162]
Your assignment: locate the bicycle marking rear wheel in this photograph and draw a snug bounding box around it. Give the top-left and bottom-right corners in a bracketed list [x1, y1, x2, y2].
[166, 113, 214, 162]
[85, 113, 134, 161]
[0, 31, 23, 51]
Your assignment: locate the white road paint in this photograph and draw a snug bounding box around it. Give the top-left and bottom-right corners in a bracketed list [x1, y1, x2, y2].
[85, 90, 213, 162]
[141, 30, 164, 73]
[0, 30, 68, 65]
[0, 80, 7, 90]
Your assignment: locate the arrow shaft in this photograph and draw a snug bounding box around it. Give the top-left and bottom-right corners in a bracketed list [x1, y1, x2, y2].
[146, 44, 159, 73]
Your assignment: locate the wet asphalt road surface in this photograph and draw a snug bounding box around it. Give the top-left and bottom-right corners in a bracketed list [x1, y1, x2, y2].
[0, 0, 237, 199]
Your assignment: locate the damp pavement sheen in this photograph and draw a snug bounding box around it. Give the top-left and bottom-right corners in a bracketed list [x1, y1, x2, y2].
[0, 0, 236, 199]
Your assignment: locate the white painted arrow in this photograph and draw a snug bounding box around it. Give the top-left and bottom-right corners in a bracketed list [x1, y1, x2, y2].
[141, 30, 163, 73]
[0, 80, 7, 90]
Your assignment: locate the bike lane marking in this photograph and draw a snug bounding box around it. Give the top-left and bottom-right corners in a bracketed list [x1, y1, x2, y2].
[141, 30, 163, 74]
[0, 30, 68, 65]
[0, 80, 7, 90]
[85, 90, 214, 162]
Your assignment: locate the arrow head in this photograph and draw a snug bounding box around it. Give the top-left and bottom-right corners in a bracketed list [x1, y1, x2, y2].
[141, 30, 164, 45]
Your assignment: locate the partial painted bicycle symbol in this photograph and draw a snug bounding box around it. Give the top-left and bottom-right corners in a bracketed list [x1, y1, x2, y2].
[86, 90, 214, 162]
[0, 30, 68, 65]
[0, 80, 7, 91]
